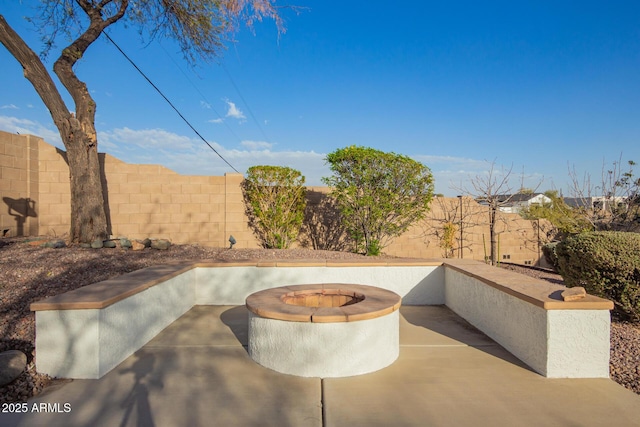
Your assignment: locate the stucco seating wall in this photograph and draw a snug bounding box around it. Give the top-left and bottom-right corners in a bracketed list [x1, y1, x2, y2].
[31, 259, 614, 380]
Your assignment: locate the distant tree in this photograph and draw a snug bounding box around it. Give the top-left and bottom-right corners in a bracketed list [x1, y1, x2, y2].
[455, 160, 539, 265]
[323, 145, 434, 255]
[519, 187, 535, 195]
[242, 166, 306, 249]
[0, 1, 282, 243]
[420, 196, 475, 258]
[568, 156, 640, 231]
[520, 190, 592, 239]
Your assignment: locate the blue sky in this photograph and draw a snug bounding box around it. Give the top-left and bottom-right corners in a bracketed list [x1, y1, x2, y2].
[1, 1, 639, 196]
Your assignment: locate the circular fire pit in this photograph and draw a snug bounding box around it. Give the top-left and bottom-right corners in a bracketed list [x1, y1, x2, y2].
[246, 284, 401, 378]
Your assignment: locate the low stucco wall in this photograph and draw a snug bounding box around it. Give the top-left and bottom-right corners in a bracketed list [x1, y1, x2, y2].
[31, 259, 613, 380]
[444, 266, 611, 378]
[194, 264, 443, 306]
[35, 269, 196, 379]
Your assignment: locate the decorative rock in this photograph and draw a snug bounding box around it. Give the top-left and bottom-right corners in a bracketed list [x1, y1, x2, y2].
[141, 238, 152, 248]
[131, 240, 146, 251]
[0, 350, 27, 386]
[43, 239, 66, 249]
[91, 239, 104, 249]
[562, 287, 587, 302]
[151, 239, 171, 250]
[103, 240, 117, 248]
[120, 238, 132, 249]
[80, 243, 92, 249]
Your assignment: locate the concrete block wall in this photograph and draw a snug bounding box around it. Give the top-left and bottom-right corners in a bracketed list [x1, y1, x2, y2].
[101, 155, 233, 247]
[0, 132, 39, 237]
[0, 130, 547, 263]
[36, 139, 70, 236]
[0, 132, 257, 247]
[382, 198, 545, 265]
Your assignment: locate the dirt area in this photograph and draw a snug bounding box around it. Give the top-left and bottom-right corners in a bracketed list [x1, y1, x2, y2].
[1, 238, 638, 403]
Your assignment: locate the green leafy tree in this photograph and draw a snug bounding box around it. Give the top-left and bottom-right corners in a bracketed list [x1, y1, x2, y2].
[242, 166, 307, 249]
[0, 1, 282, 243]
[322, 145, 435, 255]
[520, 190, 592, 239]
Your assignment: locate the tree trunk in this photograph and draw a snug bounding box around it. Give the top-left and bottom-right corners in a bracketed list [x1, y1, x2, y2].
[489, 204, 497, 265]
[0, 14, 108, 243]
[63, 119, 108, 243]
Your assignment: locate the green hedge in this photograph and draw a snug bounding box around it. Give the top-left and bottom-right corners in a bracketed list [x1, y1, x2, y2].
[542, 241, 560, 270]
[556, 231, 640, 321]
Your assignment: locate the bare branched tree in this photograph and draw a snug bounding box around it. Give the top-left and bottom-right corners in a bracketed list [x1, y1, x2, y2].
[454, 160, 540, 265]
[419, 196, 475, 258]
[568, 155, 640, 231]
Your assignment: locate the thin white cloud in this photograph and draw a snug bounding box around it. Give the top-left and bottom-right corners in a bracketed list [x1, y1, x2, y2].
[0, 118, 546, 195]
[224, 100, 246, 120]
[0, 115, 62, 146]
[200, 101, 211, 109]
[1, 104, 19, 110]
[411, 156, 547, 196]
[209, 118, 224, 124]
[240, 140, 273, 150]
[93, 127, 328, 185]
[99, 127, 194, 151]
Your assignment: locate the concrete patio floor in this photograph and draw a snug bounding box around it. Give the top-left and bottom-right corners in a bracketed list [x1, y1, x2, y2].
[4, 305, 640, 427]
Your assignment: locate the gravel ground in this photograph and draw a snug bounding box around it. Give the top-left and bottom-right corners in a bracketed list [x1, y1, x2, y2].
[1, 238, 638, 403]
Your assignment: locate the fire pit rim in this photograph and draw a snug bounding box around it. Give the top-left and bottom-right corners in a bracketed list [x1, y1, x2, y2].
[245, 283, 401, 323]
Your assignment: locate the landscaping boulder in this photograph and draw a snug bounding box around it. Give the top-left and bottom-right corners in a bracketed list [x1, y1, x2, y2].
[151, 239, 171, 250]
[91, 239, 104, 249]
[103, 240, 117, 248]
[43, 239, 66, 249]
[120, 238, 132, 249]
[0, 350, 27, 386]
[131, 240, 146, 251]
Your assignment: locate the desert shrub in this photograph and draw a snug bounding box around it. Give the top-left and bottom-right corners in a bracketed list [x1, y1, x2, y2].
[322, 145, 434, 256]
[542, 241, 560, 270]
[555, 231, 640, 321]
[241, 166, 306, 249]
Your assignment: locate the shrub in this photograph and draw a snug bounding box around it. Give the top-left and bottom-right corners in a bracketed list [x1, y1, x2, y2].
[556, 231, 640, 321]
[322, 145, 434, 256]
[541, 241, 560, 270]
[241, 166, 306, 249]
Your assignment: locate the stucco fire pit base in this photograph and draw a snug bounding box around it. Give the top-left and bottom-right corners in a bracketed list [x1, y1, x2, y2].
[246, 284, 401, 378]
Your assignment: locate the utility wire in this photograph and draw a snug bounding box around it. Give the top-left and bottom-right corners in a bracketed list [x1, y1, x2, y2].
[102, 32, 240, 173]
[221, 63, 272, 143]
[156, 41, 245, 144]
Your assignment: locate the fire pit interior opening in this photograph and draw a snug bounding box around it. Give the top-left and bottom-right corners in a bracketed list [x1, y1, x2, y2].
[281, 290, 365, 308]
